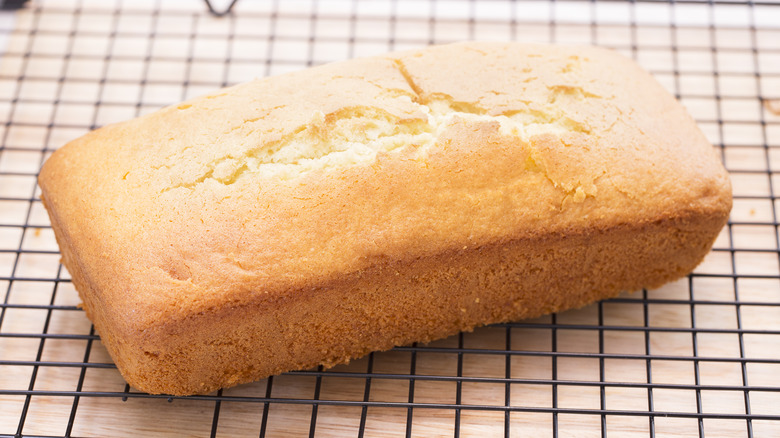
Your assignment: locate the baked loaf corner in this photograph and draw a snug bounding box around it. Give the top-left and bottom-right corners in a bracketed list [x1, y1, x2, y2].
[38, 42, 731, 395]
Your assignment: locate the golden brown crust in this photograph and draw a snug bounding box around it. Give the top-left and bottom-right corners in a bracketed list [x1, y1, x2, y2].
[38, 42, 731, 395]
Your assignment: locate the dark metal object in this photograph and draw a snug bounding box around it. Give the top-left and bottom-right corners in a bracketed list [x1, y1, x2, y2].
[0, 0, 27, 11]
[204, 0, 239, 16]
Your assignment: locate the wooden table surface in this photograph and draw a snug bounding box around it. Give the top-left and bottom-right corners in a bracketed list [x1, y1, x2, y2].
[1, 1, 779, 437]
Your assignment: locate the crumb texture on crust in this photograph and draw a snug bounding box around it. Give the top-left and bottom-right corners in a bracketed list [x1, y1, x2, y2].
[38, 42, 732, 395]
[150, 60, 604, 192]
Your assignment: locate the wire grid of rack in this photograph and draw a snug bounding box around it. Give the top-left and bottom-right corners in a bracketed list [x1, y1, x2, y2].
[0, 0, 779, 436]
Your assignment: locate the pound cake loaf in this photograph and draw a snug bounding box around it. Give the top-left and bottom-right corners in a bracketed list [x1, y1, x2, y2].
[38, 42, 732, 395]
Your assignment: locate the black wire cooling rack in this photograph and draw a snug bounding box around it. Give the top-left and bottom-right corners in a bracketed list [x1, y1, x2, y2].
[1, 0, 779, 437]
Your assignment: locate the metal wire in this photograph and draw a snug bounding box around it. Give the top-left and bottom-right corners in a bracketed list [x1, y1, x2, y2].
[1, 0, 779, 437]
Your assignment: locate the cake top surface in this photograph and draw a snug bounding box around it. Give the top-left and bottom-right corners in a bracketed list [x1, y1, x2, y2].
[38, 42, 731, 329]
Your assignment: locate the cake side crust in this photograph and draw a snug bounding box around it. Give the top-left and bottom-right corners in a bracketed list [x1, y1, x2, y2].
[110, 210, 726, 395]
